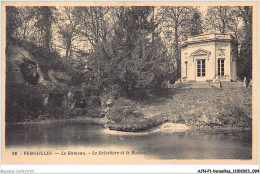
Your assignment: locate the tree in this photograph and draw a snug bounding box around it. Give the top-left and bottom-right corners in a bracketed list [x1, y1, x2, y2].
[205, 6, 232, 34]
[190, 10, 203, 36]
[160, 6, 196, 79]
[75, 7, 113, 50]
[6, 6, 56, 49]
[204, 6, 252, 80]
[6, 6, 21, 38]
[86, 6, 172, 95]
[55, 7, 80, 57]
[34, 6, 54, 50]
[228, 7, 241, 40]
[237, 6, 252, 80]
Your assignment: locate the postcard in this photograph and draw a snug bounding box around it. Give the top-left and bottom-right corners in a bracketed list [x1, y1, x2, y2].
[1, 1, 258, 165]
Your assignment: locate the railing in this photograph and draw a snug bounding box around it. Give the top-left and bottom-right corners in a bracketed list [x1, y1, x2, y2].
[187, 33, 233, 42]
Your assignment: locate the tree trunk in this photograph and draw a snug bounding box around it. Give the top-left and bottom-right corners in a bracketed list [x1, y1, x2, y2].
[44, 28, 51, 50]
[42, 7, 52, 51]
[152, 6, 155, 44]
[175, 25, 181, 79]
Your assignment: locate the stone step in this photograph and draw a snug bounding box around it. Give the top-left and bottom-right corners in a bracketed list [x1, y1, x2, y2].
[181, 83, 211, 89]
[176, 81, 244, 89]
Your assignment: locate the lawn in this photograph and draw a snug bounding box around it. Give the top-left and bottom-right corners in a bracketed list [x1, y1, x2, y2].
[130, 87, 252, 129]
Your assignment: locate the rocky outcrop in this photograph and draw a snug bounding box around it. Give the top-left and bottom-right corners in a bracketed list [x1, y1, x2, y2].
[5, 40, 79, 122]
[6, 43, 72, 86]
[6, 45, 45, 85]
[19, 59, 39, 85]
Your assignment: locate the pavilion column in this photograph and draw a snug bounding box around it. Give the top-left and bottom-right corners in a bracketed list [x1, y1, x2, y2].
[207, 53, 211, 81]
[192, 56, 196, 80]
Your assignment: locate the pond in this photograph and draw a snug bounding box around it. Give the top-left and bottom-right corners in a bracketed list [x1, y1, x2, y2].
[5, 122, 252, 159]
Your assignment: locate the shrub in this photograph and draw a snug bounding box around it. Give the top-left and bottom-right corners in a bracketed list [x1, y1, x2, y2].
[6, 84, 44, 122]
[101, 85, 123, 109]
[45, 106, 86, 118]
[170, 114, 185, 124]
[107, 113, 169, 132]
[105, 98, 143, 123]
[88, 95, 101, 107]
[216, 105, 252, 128]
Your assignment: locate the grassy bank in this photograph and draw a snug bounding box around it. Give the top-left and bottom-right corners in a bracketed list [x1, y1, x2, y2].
[135, 87, 252, 129]
[9, 86, 252, 133]
[107, 114, 169, 132]
[106, 86, 251, 132]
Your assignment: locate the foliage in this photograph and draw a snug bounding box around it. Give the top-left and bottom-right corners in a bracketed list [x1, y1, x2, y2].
[107, 113, 169, 132]
[45, 106, 87, 119]
[136, 87, 252, 129]
[105, 98, 144, 123]
[75, 7, 115, 48]
[160, 7, 201, 78]
[237, 6, 252, 80]
[204, 6, 252, 80]
[86, 7, 175, 96]
[54, 7, 81, 57]
[5, 84, 44, 123]
[216, 104, 251, 128]
[5, 6, 253, 126]
[205, 7, 233, 34]
[106, 87, 252, 132]
[10, 37, 82, 86]
[6, 6, 252, 84]
[6, 6, 22, 38]
[190, 10, 203, 36]
[33, 6, 55, 50]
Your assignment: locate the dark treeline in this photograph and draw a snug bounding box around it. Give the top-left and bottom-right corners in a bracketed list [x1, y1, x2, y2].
[6, 6, 252, 97]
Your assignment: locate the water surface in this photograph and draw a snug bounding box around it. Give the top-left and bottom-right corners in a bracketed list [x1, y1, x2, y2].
[6, 122, 252, 159]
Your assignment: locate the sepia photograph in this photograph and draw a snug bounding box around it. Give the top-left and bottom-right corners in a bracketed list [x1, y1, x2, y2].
[1, 1, 258, 166]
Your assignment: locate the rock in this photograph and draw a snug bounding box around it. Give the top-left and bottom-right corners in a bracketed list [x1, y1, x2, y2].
[43, 94, 49, 107]
[62, 90, 76, 110]
[104, 107, 110, 113]
[47, 69, 72, 85]
[156, 123, 190, 132]
[19, 60, 39, 85]
[199, 114, 209, 124]
[104, 122, 190, 135]
[106, 99, 113, 107]
[210, 80, 222, 88]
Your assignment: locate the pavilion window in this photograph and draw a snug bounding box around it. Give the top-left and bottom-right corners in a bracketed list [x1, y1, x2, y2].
[218, 59, 224, 76]
[197, 59, 205, 77]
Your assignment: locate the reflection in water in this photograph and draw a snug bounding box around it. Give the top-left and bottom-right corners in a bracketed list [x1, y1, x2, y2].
[5, 122, 252, 159]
